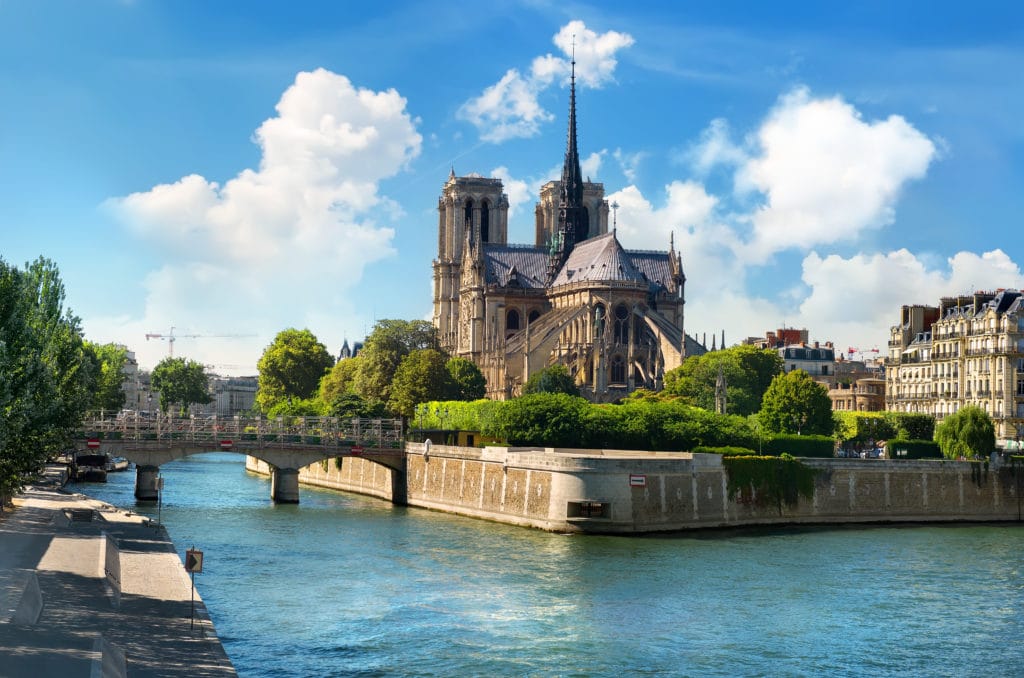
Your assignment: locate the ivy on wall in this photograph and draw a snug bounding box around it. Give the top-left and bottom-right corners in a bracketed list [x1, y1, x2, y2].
[722, 454, 818, 514]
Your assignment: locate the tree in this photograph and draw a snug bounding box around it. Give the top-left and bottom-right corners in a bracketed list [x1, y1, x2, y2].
[0, 257, 97, 501]
[759, 370, 835, 436]
[934, 406, 996, 460]
[151, 357, 212, 415]
[327, 392, 388, 419]
[354, 319, 440, 404]
[446, 357, 486, 400]
[663, 345, 782, 415]
[256, 328, 334, 412]
[319, 356, 361, 404]
[388, 349, 453, 418]
[523, 365, 580, 396]
[485, 393, 589, 447]
[84, 341, 128, 412]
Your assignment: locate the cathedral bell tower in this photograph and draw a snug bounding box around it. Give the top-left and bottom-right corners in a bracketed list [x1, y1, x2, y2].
[432, 172, 509, 354]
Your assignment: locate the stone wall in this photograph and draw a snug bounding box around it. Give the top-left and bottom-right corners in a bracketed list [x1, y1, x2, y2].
[247, 447, 1024, 534]
[245, 456, 395, 502]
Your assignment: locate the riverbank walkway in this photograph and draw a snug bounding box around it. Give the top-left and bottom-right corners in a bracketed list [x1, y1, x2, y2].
[0, 466, 236, 677]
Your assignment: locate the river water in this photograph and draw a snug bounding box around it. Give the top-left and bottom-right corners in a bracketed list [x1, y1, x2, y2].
[72, 453, 1024, 677]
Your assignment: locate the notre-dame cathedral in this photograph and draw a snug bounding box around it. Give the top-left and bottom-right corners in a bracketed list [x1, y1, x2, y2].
[432, 62, 700, 402]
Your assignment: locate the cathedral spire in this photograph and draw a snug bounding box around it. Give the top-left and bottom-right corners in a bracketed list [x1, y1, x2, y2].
[549, 41, 588, 282]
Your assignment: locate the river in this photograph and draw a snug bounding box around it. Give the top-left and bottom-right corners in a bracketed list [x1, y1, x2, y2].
[72, 453, 1024, 677]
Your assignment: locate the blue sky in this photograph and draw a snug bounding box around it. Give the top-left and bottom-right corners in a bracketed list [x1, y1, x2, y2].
[3, 1, 1023, 374]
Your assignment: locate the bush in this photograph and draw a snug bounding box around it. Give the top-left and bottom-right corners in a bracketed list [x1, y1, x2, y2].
[761, 434, 835, 458]
[483, 393, 589, 447]
[692, 445, 757, 456]
[886, 412, 935, 441]
[887, 438, 942, 459]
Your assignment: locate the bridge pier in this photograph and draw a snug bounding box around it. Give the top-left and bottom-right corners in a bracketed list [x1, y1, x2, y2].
[270, 467, 300, 504]
[135, 465, 160, 501]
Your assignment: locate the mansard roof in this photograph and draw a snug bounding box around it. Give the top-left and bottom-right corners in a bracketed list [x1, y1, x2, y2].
[550, 232, 646, 287]
[483, 244, 549, 288]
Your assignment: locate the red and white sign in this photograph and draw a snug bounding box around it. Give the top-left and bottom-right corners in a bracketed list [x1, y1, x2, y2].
[629, 474, 646, 487]
[219, 440, 233, 450]
[86, 439, 100, 449]
[350, 445, 364, 455]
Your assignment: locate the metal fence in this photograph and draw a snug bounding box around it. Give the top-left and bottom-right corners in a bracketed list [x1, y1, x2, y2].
[82, 412, 405, 451]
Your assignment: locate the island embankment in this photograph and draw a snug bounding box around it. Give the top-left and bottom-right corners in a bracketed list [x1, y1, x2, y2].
[0, 465, 236, 677]
[248, 444, 1024, 534]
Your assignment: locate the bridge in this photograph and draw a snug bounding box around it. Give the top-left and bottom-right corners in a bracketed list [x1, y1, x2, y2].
[79, 413, 406, 503]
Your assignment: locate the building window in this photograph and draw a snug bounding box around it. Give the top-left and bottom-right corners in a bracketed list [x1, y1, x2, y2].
[528, 310, 540, 325]
[610, 354, 626, 384]
[464, 198, 474, 232]
[481, 200, 490, 242]
[613, 304, 630, 344]
[506, 309, 520, 332]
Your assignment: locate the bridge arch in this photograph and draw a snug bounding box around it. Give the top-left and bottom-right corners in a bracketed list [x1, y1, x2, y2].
[79, 414, 405, 504]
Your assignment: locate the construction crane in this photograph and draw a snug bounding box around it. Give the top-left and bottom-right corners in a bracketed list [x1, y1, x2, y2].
[846, 346, 880, 362]
[145, 327, 254, 358]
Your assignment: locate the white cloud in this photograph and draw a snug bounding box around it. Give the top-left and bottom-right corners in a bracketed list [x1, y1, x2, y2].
[458, 21, 633, 142]
[685, 118, 747, 175]
[613, 148, 646, 183]
[581, 150, 605, 180]
[737, 87, 937, 261]
[490, 166, 532, 220]
[102, 68, 421, 372]
[457, 69, 555, 143]
[551, 20, 635, 88]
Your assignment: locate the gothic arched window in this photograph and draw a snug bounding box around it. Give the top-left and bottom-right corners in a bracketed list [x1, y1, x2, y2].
[481, 200, 491, 242]
[464, 198, 474, 236]
[528, 310, 541, 325]
[613, 304, 629, 344]
[506, 309, 520, 332]
[610, 354, 626, 384]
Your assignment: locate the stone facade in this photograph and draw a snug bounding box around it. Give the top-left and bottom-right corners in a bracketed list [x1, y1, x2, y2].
[251, 447, 1024, 534]
[431, 63, 690, 403]
[887, 289, 1024, 441]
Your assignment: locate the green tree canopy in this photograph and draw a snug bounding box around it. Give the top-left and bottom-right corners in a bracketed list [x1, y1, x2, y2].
[354, 319, 440, 404]
[326, 393, 388, 419]
[1, 257, 97, 500]
[151, 357, 212, 415]
[759, 370, 835, 436]
[484, 393, 590, 447]
[388, 349, 453, 418]
[934, 405, 996, 460]
[84, 341, 128, 413]
[319, 355, 361, 404]
[256, 328, 334, 412]
[523, 365, 580, 397]
[663, 345, 783, 415]
[446, 357, 486, 400]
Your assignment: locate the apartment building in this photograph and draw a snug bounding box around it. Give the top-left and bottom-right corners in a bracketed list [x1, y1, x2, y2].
[886, 289, 1024, 441]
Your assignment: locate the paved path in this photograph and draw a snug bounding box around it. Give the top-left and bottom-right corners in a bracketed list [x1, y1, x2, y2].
[0, 467, 236, 677]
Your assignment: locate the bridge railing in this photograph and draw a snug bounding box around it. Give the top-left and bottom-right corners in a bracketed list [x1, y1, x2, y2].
[82, 412, 405, 451]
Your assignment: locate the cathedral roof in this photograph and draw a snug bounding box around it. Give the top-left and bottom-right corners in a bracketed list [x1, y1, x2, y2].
[483, 245, 549, 288]
[550, 232, 649, 287]
[627, 249, 676, 293]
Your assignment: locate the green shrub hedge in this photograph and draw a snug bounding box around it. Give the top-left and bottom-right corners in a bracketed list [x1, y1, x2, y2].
[692, 445, 757, 456]
[761, 434, 835, 458]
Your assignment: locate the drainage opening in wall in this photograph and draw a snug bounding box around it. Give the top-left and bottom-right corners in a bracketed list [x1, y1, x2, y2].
[567, 501, 609, 519]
